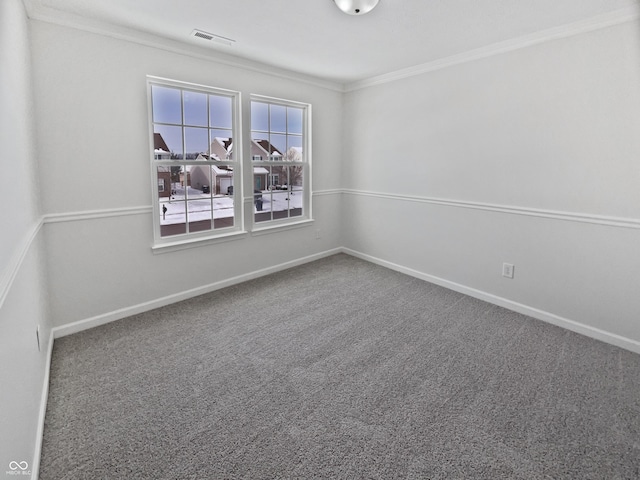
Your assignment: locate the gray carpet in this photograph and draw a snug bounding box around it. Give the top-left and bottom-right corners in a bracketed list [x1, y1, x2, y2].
[40, 253, 640, 479]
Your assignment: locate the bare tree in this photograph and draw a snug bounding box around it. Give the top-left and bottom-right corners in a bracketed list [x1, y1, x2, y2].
[283, 147, 303, 191]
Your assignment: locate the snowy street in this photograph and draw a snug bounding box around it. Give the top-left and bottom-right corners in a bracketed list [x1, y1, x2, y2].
[159, 185, 302, 225]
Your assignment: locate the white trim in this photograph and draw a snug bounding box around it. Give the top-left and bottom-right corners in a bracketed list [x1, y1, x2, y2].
[342, 189, 640, 230]
[31, 330, 54, 480]
[43, 206, 151, 224]
[342, 248, 640, 355]
[313, 189, 342, 197]
[22, 1, 640, 93]
[346, 6, 640, 91]
[23, 0, 343, 93]
[148, 77, 245, 249]
[151, 230, 248, 254]
[251, 219, 314, 236]
[48, 244, 640, 355]
[0, 219, 44, 310]
[250, 95, 313, 229]
[34, 244, 640, 480]
[249, 94, 311, 109]
[34, 188, 640, 231]
[51, 247, 342, 338]
[37, 189, 640, 230]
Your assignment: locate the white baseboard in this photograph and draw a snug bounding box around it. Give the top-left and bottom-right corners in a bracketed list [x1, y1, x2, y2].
[31, 330, 54, 480]
[51, 246, 640, 354]
[36, 245, 640, 480]
[52, 248, 342, 339]
[342, 248, 640, 355]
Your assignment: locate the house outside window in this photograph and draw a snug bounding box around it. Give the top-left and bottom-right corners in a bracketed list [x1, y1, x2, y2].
[250, 95, 311, 226]
[148, 77, 242, 245]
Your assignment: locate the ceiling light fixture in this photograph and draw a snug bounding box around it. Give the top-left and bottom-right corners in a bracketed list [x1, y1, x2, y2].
[333, 0, 380, 15]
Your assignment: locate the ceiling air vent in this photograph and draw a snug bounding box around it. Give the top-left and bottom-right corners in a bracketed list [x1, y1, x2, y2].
[191, 29, 235, 46]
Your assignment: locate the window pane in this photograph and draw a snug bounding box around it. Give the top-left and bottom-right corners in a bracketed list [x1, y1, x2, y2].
[154, 125, 183, 159]
[153, 132, 172, 160]
[159, 201, 187, 236]
[289, 173, 304, 218]
[157, 166, 171, 198]
[254, 188, 270, 223]
[158, 167, 186, 237]
[269, 134, 286, 157]
[188, 164, 212, 198]
[213, 174, 234, 229]
[271, 191, 290, 220]
[288, 165, 304, 189]
[187, 199, 212, 233]
[212, 164, 234, 195]
[270, 104, 286, 133]
[185, 164, 213, 199]
[185, 127, 209, 159]
[251, 134, 266, 161]
[287, 107, 303, 134]
[169, 165, 182, 193]
[183, 91, 207, 127]
[152, 85, 181, 124]
[287, 135, 304, 158]
[251, 101, 269, 131]
[267, 167, 279, 190]
[210, 95, 232, 129]
[209, 131, 233, 160]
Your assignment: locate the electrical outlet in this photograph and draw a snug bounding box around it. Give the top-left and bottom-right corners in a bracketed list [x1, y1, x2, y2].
[502, 263, 515, 279]
[315, 229, 321, 239]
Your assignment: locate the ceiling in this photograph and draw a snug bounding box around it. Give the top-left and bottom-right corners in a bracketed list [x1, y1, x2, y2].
[26, 0, 640, 86]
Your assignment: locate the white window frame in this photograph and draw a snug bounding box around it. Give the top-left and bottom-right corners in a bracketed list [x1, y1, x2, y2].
[250, 94, 312, 230]
[147, 76, 244, 250]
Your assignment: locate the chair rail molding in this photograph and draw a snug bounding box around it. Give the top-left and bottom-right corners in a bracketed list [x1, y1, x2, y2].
[342, 189, 640, 230]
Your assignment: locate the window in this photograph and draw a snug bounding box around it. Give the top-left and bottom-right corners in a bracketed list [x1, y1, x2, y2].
[251, 95, 311, 226]
[268, 174, 279, 188]
[148, 77, 242, 245]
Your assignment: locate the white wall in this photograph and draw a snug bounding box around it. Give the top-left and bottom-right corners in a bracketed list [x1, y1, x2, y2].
[30, 21, 344, 330]
[0, 0, 51, 474]
[342, 20, 640, 348]
[11, 8, 638, 477]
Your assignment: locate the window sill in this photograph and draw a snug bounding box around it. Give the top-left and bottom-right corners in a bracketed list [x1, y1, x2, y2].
[152, 230, 248, 254]
[251, 218, 314, 237]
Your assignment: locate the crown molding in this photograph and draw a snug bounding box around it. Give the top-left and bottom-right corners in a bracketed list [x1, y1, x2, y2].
[22, 1, 640, 94]
[22, 0, 344, 93]
[345, 5, 640, 91]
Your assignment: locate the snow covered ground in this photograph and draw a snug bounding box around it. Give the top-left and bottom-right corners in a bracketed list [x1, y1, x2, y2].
[159, 185, 302, 225]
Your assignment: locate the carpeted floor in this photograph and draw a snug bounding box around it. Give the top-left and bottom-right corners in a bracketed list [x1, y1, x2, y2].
[40, 253, 640, 479]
